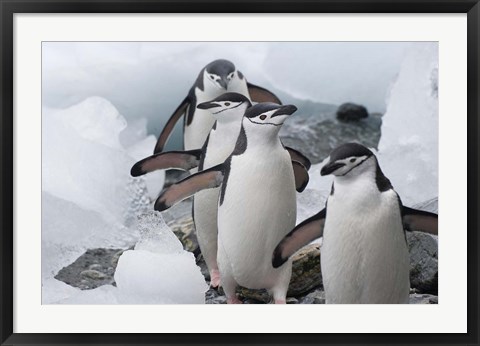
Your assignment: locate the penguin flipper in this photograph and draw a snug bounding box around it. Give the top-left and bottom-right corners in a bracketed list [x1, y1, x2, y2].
[285, 146, 311, 170]
[130, 149, 202, 177]
[154, 164, 224, 211]
[402, 206, 438, 235]
[154, 96, 190, 154]
[247, 82, 282, 105]
[291, 161, 310, 192]
[272, 208, 326, 268]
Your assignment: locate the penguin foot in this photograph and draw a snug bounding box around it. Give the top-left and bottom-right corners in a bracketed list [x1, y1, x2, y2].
[209, 269, 221, 288]
[274, 299, 286, 304]
[227, 296, 243, 304]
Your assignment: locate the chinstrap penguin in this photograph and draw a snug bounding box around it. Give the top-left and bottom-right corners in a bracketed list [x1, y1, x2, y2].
[153, 103, 308, 304]
[272, 143, 438, 304]
[131, 96, 310, 289]
[153, 59, 281, 154]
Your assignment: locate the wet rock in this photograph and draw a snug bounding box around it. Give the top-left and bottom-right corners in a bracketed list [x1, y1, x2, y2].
[336, 102, 369, 122]
[288, 243, 322, 295]
[168, 215, 198, 253]
[407, 231, 438, 294]
[280, 113, 381, 164]
[286, 297, 298, 304]
[238, 243, 321, 302]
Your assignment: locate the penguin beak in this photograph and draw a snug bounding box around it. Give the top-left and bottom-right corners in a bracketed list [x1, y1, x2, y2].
[321, 161, 345, 176]
[218, 78, 229, 90]
[271, 105, 297, 118]
[197, 102, 221, 110]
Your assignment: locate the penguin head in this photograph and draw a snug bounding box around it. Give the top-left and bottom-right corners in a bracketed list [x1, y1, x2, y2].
[203, 59, 237, 91]
[321, 143, 376, 177]
[242, 103, 297, 138]
[197, 92, 252, 122]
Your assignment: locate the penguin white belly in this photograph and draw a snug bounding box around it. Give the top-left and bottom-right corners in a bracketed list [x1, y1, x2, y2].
[217, 148, 296, 290]
[321, 185, 410, 304]
[193, 128, 241, 276]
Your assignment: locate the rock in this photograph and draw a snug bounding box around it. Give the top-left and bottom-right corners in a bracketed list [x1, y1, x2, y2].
[288, 243, 322, 295]
[111, 250, 125, 267]
[407, 231, 438, 294]
[286, 297, 298, 304]
[88, 264, 103, 271]
[336, 102, 369, 121]
[80, 269, 107, 280]
[167, 214, 199, 254]
[409, 293, 438, 304]
[55, 247, 124, 290]
[304, 288, 326, 304]
[238, 243, 321, 302]
[280, 113, 381, 164]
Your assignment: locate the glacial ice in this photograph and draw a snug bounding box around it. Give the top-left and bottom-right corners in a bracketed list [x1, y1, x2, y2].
[377, 43, 439, 206]
[42, 41, 411, 150]
[42, 97, 208, 304]
[296, 43, 438, 228]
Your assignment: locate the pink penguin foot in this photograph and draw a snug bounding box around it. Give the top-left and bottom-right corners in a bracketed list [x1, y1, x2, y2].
[274, 299, 286, 304]
[209, 270, 221, 288]
[227, 296, 243, 304]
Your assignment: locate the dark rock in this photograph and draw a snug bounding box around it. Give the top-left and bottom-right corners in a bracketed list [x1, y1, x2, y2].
[289, 243, 322, 295]
[238, 243, 321, 302]
[286, 297, 298, 304]
[407, 231, 438, 294]
[168, 215, 198, 253]
[280, 112, 381, 164]
[336, 102, 369, 122]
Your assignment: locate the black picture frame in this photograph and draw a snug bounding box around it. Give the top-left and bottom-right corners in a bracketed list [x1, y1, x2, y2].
[1, 1, 479, 345]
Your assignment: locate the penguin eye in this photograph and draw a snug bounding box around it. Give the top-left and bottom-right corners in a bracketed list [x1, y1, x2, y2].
[259, 114, 267, 120]
[210, 75, 215, 80]
[224, 102, 231, 106]
[350, 158, 356, 163]
[228, 73, 234, 79]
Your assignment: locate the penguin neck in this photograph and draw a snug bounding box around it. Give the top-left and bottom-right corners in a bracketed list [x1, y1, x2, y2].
[243, 124, 282, 150]
[334, 157, 378, 191]
[214, 115, 243, 137]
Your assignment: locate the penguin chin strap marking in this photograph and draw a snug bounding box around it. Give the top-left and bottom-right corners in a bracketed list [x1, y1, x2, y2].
[213, 102, 244, 114]
[247, 117, 284, 127]
[338, 156, 370, 177]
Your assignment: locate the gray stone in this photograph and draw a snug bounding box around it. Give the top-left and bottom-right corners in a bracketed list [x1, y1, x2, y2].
[286, 297, 298, 304]
[280, 112, 381, 164]
[238, 243, 322, 302]
[407, 231, 438, 294]
[336, 102, 369, 121]
[288, 243, 322, 296]
[88, 264, 103, 271]
[80, 269, 107, 280]
[409, 293, 438, 304]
